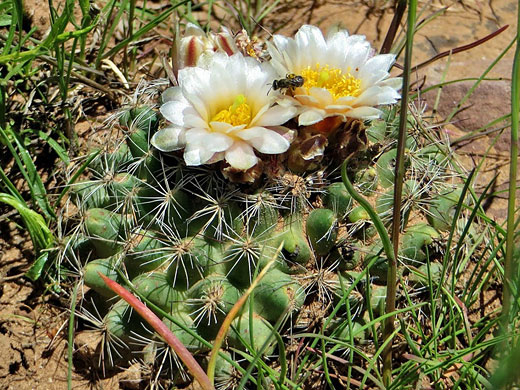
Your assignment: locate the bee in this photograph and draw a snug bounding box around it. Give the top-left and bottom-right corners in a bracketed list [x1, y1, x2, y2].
[270, 73, 305, 93]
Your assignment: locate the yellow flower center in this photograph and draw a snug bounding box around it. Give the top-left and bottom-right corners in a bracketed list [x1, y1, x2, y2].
[300, 64, 362, 100]
[211, 94, 252, 127]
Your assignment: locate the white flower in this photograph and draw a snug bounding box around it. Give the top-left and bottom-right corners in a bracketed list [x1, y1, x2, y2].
[152, 53, 297, 170]
[267, 25, 401, 126]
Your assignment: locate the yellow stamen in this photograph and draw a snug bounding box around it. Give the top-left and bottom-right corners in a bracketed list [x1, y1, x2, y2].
[300, 64, 362, 100]
[212, 94, 252, 127]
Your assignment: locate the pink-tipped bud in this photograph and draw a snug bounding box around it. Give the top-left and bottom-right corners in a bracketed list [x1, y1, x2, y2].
[177, 24, 238, 69]
[210, 27, 238, 56]
[179, 35, 206, 67]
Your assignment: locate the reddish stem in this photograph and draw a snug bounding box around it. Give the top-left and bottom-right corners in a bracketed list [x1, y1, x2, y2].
[98, 273, 214, 390]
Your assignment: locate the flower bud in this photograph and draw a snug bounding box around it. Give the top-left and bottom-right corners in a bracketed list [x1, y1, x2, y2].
[176, 23, 239, 69]
[210, 27, 239, 56]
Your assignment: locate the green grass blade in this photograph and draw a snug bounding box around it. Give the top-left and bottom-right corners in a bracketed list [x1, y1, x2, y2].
[0, 125, 55, 220]
[101, 2, 188, 60]
[502, 0, 520, 327]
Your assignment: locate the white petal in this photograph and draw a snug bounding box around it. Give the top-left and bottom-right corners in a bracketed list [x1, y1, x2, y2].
[266, 126, 296, 143]
[184, 112, 208, 129]
[237, 127, 290, 154]
[225, 141, 258, 170]
[151, 126, 186, 152]
[206, 151, 225, 164]
[359, 55, 395, 87]
[185, 22, 206, 37]
[252, 105, 297, 127]
[346, 106, 382, 119]
[375, 86, 401, 105]
[295, 94, 320, 106]
[380, 77, 402, 89]
[344, 40, 371, 70]
[326, 104, 353, 111]
[326, 27, 349, 41]
[209, 121, 247, 135]
[179, 67, 211, 120]
[267, 39, 291, 76]
[206, 132, 234, 152]
[162, 87, 183, 103]
[335, 95, 356, 104]
[355, 86, 400, 106]
[184, 144, 215, 166]
[160, 100, 190, 126]
[298, 109, 326, 126]
[360, 54, 395, 79]
[296, 25, 326, 54]
[308, 87, 334, 106]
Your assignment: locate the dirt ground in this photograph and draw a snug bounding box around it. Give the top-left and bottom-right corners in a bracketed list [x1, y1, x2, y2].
[1, 0, 518, 389]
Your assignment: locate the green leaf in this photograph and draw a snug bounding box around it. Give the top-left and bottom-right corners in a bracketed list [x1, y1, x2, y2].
[26, 252, 49, 281]
[0, 14, 12, 27]
[0, 194, 54, 272]
[38, 131, 70, 165]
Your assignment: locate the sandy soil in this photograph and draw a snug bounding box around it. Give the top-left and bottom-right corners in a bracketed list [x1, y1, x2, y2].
[1, 0, 518, 389]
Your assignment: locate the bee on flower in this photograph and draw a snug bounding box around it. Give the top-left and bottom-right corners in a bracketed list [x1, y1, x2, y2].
[267, 25, 402, 127]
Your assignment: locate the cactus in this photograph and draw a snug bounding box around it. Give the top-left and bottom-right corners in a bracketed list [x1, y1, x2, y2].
[53, 45, 461, 385]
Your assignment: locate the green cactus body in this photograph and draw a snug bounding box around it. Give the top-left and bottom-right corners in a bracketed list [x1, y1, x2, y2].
[348, 205, 370, 223]
[122, 107, 159, 158]
[136, 185, 192, 234]
[110, 173, 141, 202]
[246, 193, 280, 237]
[162, 311, 208, 352]
[205, 351, 238, 388]
[330, 272, 364, 309]
[330, 241, 363, 271]
[369, 285, 387, 316]
[132, 272, 184, 312]
[400, 223, 440, 264]
[323, 182, 353, 220]
[306, 208, 338, 256]
[165, 237, 209, 290]
[136, 150, 163, 183]
[363, 243, 388, 283]
[252, 268, 305, 322]
[124, 229, 167, 276]
[280, 215, 312, 269]
[202, 201, 244, 240]
[59, 96, 456, 382]
[427, 187, 464, 231]
[202, 241, 227, 275]
[72, 181, 112, 210]
[188, 274, 242, 328]
[336, 320, 366, 343]
[375, 180, 414, 226]
[84, 256, 123, 298]
[62, 234, 95, 263]
[225, 238, 278, 288]
[228, 312, 275, 354]
[376, 149, 397, 188]
[366, 119, 387, 143]
[104, 299, 140, 344]
[90, 143, 133, 174]
[85, 208, 128, 257]
[354, 167, 378, 195]
[409, 262, 443, 286]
